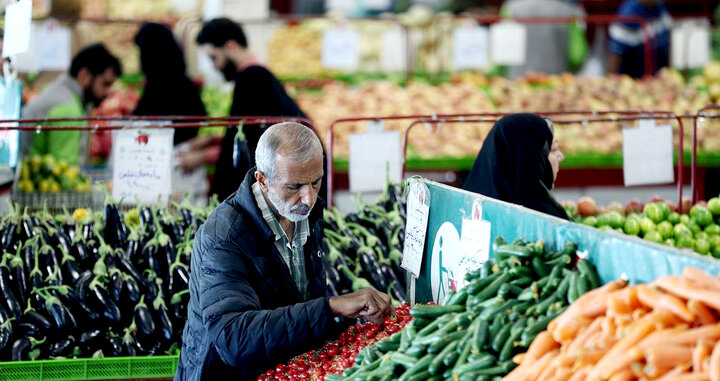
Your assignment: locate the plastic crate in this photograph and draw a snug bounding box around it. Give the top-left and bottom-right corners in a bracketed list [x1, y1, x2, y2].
[0, 355, 179, 381]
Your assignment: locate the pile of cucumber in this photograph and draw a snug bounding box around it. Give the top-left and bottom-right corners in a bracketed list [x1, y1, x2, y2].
[327, 236, 601, 381]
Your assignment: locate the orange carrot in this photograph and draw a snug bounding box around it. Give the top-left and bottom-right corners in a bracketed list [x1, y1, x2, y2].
[590, 311, 676, 380]
[608, 369, 635, 381]
[709, 340, 720, 381]
[642, 324, 720, 347]
[684, 267, 720, 292]
[645, 345, 694, 371]
[566, 318, 603, 354]
[657, 373, 710, 381]
[524, 331, 560, 366]
[636, 284, 695, 322]
[519, 350, 559, 381]
[689, 300, 718, 325]
[513, 353, 526, 365]
[654, 277, 720, 312]
[547, 367, 573, 381]
[567, 366, 590, 381]
[693, 342, 712, 373]
[552, 315, 593, 343]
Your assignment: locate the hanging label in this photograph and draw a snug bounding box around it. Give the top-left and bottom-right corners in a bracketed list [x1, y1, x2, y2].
[456, 218, 491, 290]
[452, 26, 489, 70]
[623, 123, 674, 186]
[348, 130, 402, 192]
[202, 0, 223, 20]
[3, 0, 33, 57]
[322, 27, 360, 70]
[0, 78, 21, 168]
[402, 181, 431, 278]
[112, 128, 174, 205]
[380, 28, 407, 72]
[490, 21, 527, 66]
[671, 21, 710, 69]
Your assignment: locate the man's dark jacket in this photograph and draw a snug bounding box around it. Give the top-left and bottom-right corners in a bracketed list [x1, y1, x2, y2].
[175, 169, 334, 381]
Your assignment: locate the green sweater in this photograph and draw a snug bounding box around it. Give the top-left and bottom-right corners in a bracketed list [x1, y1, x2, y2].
[22, 74, 86, 165]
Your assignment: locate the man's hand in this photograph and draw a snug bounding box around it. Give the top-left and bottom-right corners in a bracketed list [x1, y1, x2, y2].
[328, 288, 392, 325]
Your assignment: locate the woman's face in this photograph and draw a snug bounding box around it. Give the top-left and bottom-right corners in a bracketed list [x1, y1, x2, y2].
[548, 138, 564, 188]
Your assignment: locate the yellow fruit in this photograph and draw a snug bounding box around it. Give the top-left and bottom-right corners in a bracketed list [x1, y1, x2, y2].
[72, 208, 89, 222]
[19, 180, 34, 193]
[48, 181, 60, 193]
[20, 166, 30, 180]
[709, 82, 720, 100]
[38, 180, 50, 193]
[65, 166, 80, 181]
[51, 165, 62, 177]
[706, 61, 720, 82]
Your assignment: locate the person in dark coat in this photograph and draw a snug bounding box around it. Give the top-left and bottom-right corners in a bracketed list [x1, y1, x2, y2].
[175, 122, 392, 381]
[463, 113, 569, 220]
[133, 23, 206, 145]
[195, 18, 316, 202]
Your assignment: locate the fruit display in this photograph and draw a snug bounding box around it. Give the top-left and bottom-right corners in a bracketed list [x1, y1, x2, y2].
[330, 237, 600, 381]
[564, 196, 720, 257]
[293, 70, 713, 161]
[17, 155, 91, 194]
[507, 267, 720, 381]
[323, 182, 407, 302]
[0, 196, 215, 361]
[257, 303, 413, 381]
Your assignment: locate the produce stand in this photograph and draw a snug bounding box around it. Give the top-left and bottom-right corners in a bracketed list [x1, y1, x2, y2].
[327, 110, 687, 208]
[410, 178, 720, 304]
[692, 105, 720, 203]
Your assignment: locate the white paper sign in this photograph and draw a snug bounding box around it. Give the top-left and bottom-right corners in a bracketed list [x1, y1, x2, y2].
[112, 129, 174, 205]
[224, 0, 269, 20]
[490, 22, 527, 66]
[381, 28, 407, 72]
[348, 130, 402, 192]
[452, 26, 489, 70]
[203, 0, 223, 20]
[671, 22, 710, 69]
[623, 124, 674, 186]
[457, 218, 491, 290]
[402, 196, 430, 278]
[322, 28, 359, 70]
[3, 0, 33, 57]
[363, 0, 391, 10]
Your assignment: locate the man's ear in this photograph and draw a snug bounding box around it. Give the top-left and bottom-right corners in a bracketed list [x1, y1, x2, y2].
[75, 67, 92, 87]
[224, 39, 241, 52]
[254, 171, 269, 192]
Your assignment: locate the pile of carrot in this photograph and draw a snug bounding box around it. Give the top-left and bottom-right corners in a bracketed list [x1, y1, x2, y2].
[504, 267, 720, 381]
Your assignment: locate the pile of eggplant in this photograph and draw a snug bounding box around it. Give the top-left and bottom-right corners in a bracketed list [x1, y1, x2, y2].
[0, 195, 216, 361]
[323, 183, 408, 303]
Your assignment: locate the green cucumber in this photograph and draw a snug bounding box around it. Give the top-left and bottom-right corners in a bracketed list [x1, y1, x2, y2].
[524, 313, 555, 336]
[567, 273, 579, 303]
[390, 352, 418, 368]
[376, 335, 401, 352]
[446, 288, 470, 306]
[473, 318, 489, 351]
[417, 314, 449, 337]
[406, 344, 427, 358]
[429, 340, 458, 375]
[510, 317, 528, 336]
[508, 266, 532, 278]
[540, 266, 562, 298]
[428, 330, 467, 353]
[491, 324, 512, 353]
[468, 272, 502, 295]
[577, 259, 600, 289]
[399, 323, 417, 351]
[455, 354, 496, 375]
[494, 244, 533, 260]
[547, 254, 571, 267]
[411, 305, 465, 319]
[576, 273, 591, 296]
[443, 349, 460, 368]
[531, 256, 549, 277]
[489, 314, 506, 339]
[408, 370, 432, 381]
[511, 301, 532, 314]
[510, 276, 533, 288]
[520, 331, 538, 347]
[500, 329, 523, 361]
[324, 374, 344, 381]
[473, 273, 512, 302]
[452, 334, 475, 374]
[398, 354, 433, 381]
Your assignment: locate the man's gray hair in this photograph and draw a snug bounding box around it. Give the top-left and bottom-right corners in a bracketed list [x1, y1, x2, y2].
[255, 122, 323, 181]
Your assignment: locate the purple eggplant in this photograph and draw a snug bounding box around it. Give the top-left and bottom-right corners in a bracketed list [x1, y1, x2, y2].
[0, 253, 22, 320]
[9, 248, 28, 309]
[134, 295, 155, 336]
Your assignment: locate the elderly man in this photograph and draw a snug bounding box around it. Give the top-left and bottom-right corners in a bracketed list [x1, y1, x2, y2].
[176, 122, 393, 381]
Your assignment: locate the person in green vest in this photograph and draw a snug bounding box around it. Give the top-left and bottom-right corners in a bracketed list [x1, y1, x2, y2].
[22, 44, 122, 165]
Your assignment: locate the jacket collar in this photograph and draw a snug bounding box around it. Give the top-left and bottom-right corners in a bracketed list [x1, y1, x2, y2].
[231, 168, 326, 242]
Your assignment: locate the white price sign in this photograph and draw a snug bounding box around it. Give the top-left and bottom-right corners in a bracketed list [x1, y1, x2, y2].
[348, 129, 402, 193]
[452, 26, 489, 70]
[112, 128, 174, 205]
[490, 22, 527, 66]
[322, 28, 359, 70]
[622, 121, 674, 186]
[402, 182, 431, 278]
[3, 0, 33, 57]
[456, 218, 491, 290]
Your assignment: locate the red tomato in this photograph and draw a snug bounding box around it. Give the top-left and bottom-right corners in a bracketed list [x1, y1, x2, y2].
[325, 344, 339, 357]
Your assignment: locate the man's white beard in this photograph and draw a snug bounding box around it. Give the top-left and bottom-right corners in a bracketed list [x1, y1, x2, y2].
[266, 185, 314, 222]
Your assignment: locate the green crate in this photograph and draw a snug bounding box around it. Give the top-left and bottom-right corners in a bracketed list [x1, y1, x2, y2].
[0, 355, 179, 381]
